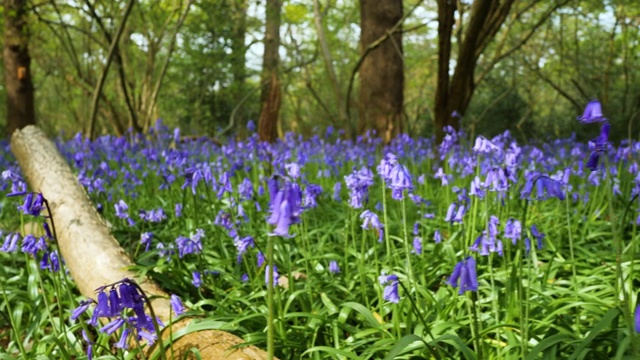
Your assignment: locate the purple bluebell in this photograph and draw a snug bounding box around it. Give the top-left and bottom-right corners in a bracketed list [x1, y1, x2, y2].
[303, 184, 323, 209]
[329, 260, 340, 274]
[267, 179, 302, 237]
[434, 230, 441, 243]
[445, 203, 466, 224]
[175, 203, 183, 217]
[233, 236, 255, 262]
[434, 167, 451, 186]
[285, 163, 301, 179]
[139, 208, 166, 222]
[265, 265, 279, 287]
[473, 136, 501, 155]
[192, 271, 202, 288]
[377, 153, 397, 180]
[521, 174, 565, 201]
[257, 251, 265, 267]
[530, 225, 545, 249]
[19, 193, 44, 216]
[378, 273, 400, 303]
[247, 120, 256, 132]
[114, 199, 129, 219]
[504, 218, 522, 244]
[71, 299, 94, 321]
[238, 178, 254, 200]
[635, 303, 640, 333]
[586, 122, 610, 171]
[413, 237, 423, 255]
[360, 210, 383, 231]
[333, 181, 341, 201]
[577, 99, 607, 123]
[175, 231, 204, 258]
[388, 162, 412, 200]
[140, 232, 153, 252]
[170, 294, 185, 316]
[447, 256, 478, 294]
[1, 232, 19, 253]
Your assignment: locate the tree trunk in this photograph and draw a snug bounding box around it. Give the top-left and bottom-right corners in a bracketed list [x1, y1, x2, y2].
[258, 0, 282, 143]
[230, 0, 248, 131]
[358, 0, 404, 143]
[434, 0, 516, 143]
[4, 0, 36, 136]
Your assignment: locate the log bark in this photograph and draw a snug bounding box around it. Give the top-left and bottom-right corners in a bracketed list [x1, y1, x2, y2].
[11, 125, 270, 359]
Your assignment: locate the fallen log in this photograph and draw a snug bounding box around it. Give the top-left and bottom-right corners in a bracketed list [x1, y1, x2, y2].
[11, 125, 269, 359]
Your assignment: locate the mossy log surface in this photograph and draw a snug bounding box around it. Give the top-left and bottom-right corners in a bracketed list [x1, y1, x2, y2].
[11, 125, 270, 359]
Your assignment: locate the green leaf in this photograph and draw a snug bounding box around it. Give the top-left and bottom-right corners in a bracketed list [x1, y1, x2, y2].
[384, 334, 423, 360]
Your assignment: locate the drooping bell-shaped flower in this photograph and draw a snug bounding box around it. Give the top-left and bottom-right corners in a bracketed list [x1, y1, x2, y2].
[577, 99, 607, 123]
[447, 256, 478, 294]
[379, 273, 400, 303]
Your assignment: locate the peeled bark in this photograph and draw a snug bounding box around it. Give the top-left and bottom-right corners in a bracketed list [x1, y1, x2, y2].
[11, 125, 270, 359]
[4, 0, 36, 136]
[358, 0, 404, 143]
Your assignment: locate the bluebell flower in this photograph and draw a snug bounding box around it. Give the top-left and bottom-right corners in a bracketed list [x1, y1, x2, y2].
[247, 119, 256, 132]
[233, 236, 255, 262]
[447, 256, 478, 294]
[360, 210, 383, 230]
[285, 163, 301, 179]
[175, 203, 183, 217]
[577, 99, 607, 123]
[388, 162, 412, 200]
[445, 202, 466, 224]
[170, 294, 185, 316]
[333, 181, 341, 201]
[530, 225, 545, 249]
[192, 271, 202, 288]
[114, 199, 129, 219]
[1, 232, 19, 253]
[377, 153, 397, 180]
[635, 303, 640, 333]
[265, 265, 279, 287]
[434, 229, 441, 243]
[257, 251, 265, 267]
[19, 193, 44, 216]
[140, 232, 153, 252]
[238, 178, 254, 200]
[587, 122, 610, 171]
[378, 273, 400, 303]
[521, 174, 565, 201]
[329, 261, 340, 274]
[504, 218, 522, 244]
[267, 179, 302, 237]
[139, 208, 166, 222]
[473, 136, 501, 155]
[413, 237, 423, 255]
[303, 184, 323, 209]
[175, 231, 203, 258]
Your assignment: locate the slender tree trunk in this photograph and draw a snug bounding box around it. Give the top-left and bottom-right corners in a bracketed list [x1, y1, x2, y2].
[258, 0, 282, 143]
[434, 0, 517, 143]
[4, 0, 36, 136]
[230, 0, 248, 131]
[313, 0, 348, 127]
[87, 0, 136, 140]
[358, 0, 404, 143]
[434, 0, 456, 143]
